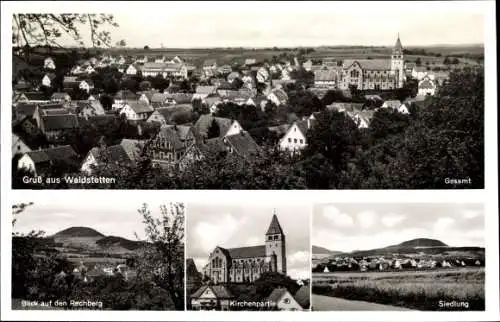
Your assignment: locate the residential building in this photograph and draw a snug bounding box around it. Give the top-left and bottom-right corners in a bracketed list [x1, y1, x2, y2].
[44, 57, 56, 70]
[149, 125, 197, 169]
[267, 287, 304, 311]
[418, 76, 437, 96]
[194, 114, 243, 139]
[81, 139, 143, 174]
[120, 101, 154, 121]
[17, 145, 77, 175]
[278, 119, 311, 152]
[190, 285, 234, 311]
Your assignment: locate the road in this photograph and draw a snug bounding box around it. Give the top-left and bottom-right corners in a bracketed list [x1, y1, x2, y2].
[312, 295, 414, 311]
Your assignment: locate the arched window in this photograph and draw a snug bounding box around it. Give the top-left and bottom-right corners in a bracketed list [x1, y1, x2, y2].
[350, 70, 359, 78]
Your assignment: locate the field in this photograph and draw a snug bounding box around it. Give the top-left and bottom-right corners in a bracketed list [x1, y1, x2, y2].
[312, 267, 485, 311]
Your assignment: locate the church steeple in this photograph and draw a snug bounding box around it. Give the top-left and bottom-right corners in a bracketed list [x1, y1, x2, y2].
[393, 33, 403, 53]
[265, 210, 284, 235]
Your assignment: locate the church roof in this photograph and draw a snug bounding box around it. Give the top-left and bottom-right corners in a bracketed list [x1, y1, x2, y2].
[394, 35, 403, 51]
[266, 214, 284, 235]
[342, 59, 391, 71]
[227, 245, 266, 259]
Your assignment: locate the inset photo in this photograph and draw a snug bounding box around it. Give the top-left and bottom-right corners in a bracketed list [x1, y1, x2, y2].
[186, 203, 311, 311]
[11, 197, 185, 311]
[311, 203, 485, 311]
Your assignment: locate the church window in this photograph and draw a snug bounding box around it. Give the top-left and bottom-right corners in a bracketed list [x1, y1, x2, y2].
[273, 235, 279, 240]
[268, 236, 273, 241]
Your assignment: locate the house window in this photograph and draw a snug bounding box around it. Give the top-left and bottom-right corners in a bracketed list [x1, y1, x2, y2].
[288, 138, 291, 143]
[294, 139, 297, 143]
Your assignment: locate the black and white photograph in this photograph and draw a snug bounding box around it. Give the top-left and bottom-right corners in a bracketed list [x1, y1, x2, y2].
[186, 203, 311, 311]
[311, 203, 485, 311]
[10, 9, 484, 189]
[10, 197, 185, 311]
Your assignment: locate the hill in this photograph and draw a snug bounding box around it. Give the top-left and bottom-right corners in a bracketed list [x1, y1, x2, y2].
[53, 226, 105, 238]
[394, 238, 448, 248]
[312, 245, 342, 255]
[96, 236, 146, 251]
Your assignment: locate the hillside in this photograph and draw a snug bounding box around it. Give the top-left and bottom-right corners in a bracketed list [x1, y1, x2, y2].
[312, 245, 342, 255]
[96, 236, 145, 251]
[395, 238, 448, 248]
[53, 226, 105, 238]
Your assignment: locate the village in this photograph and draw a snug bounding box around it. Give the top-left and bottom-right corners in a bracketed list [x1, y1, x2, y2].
[11, 35, 463, 187]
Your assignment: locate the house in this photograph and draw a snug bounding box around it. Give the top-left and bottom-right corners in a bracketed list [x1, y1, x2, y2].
[418, 77, 437, 96]
[216, 64, 232, 75]
[302, 59, 313, 71]
[74, 100, 105, 118]
[412, 66, 428, 80]
[19, 92, 49, 104]
[204, 96, 223, 114]
[12, 133, 32, 156]
[17, 145, 77, 176]
[78, 79, 93, 93]
[44, 57, 56, 70]
[381, 99, 402, 110]
[347, 109, 375, 128]
[39, 114, 80, 139]
[149, 125, 197, 169]
[125, 63, 140, 75]
[40, 72, 56, 88]
[267, 287, 304, 311]
[113, 90, 138, 109]
[221, 132, 260, 158]
[190, 285, 234, 311]
[194, 114, 243, 139]
[326, 102, 364, 113]
[314, 69, 338, 88]
[147, 93, 170, 108]
[244, 58, 257, 66]
[51, 92, 71, 103]
[203, 59, 218, 77]
[256, 67, 269, 83]
[278, 119, 311, 152]
[227, 71, 242, 83]
[267, 89, 288, 106]
[120, 101, 154, 121]
[81, 139, 143, 174]
[193, 86, 217, 101]
[146, 104, 192, 125]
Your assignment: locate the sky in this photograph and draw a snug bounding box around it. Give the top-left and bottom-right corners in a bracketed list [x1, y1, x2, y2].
[11, 195, 184, 240]
[313, 203, 485, 253]
[11, 3, 485, 48]
[186, 203, 311, 280]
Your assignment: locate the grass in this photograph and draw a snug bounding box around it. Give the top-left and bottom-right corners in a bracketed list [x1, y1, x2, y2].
[312, 267, 485, 311]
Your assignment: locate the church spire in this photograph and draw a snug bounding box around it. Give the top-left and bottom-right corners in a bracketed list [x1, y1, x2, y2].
[394, 33, 403, 51]
[265, 211, 284, 235]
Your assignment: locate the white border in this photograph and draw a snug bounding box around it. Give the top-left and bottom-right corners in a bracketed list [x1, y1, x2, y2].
[1, 1, 498, 321]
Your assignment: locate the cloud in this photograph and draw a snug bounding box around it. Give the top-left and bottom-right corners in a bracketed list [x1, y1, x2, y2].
[322, 206, 353, 228]
[356, 211, 378, 229]
[433, 217, 456, 233]
[288, 251, 310, 266]
[463, 210, 481, 219]
[381, 213, 406, 227]
[193, 213, 240, 253]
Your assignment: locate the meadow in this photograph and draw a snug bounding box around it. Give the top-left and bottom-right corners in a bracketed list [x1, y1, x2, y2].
[312, 267, 485, 311]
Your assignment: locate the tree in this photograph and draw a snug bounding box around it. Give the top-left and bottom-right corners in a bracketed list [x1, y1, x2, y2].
[12, 14, 119, 49]
[139, 80, 152, 91]
[443, 56, 451, 65]
[415, 57, 422, 66]
[207, 119, 220, 139]
[135, 203, 185, 310]
[144, 45, 150, 50]
[254, 272, 300, 298]
[116, 39, 126, 48]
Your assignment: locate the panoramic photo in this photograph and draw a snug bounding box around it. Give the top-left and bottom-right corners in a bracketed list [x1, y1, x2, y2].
[11, 197, 185, 310]
[11, 11, 484, 189]
[311, 203, 485, 311]
[186, 203, 311, 311]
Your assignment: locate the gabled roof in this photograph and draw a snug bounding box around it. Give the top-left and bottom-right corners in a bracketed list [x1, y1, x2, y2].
[314, 69, 337, 81]
[127, 101, 154, 114]
[203, 59, 217, 66]
[224, 132, 260, 158]
[194, 115, 234, 138]
[227, 245, 266, 259]
[89, 145, 133, 166]
[267, 287, 292, 303]
[326, 102, 364, 113]
[24, 92, 49, 101]
[43, 73, 56, 80]
[266, 214, 284, 235]
[41, 114, 79, 131]
[51, 92, 70, 100]
[268, 124, 291, 137]
[196, 86, 217, 94]
[191, 285, 234, 299]
[394, 35, 403, 51]
[25, 145, 77, 164]
[294, 285, 311, 309]
[295, 119, 310, 136]
[270, 89, 288, 102]
[16, 103, 38, 118]
[342, 59, 391, 71]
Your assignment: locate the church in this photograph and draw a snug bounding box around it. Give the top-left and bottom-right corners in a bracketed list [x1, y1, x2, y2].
[204, 212, 287, 284]
[338, 35, 406, 90]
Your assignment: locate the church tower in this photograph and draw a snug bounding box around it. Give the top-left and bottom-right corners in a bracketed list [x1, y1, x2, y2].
[265, 210, 287, 275]
[391, 33, 405, 88]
